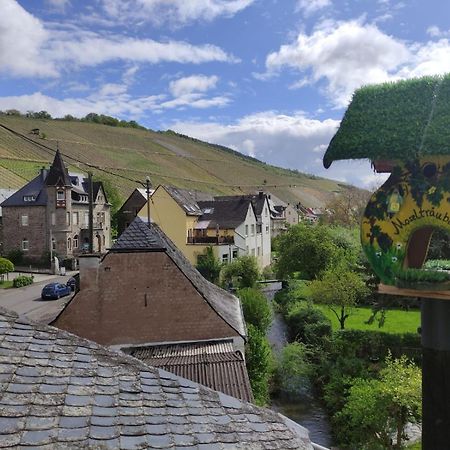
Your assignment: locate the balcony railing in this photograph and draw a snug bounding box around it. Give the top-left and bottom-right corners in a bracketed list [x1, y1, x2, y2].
[187, 236, 234, 245]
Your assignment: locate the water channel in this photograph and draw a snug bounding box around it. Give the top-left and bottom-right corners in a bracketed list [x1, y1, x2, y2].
[264, 288, 335, 448]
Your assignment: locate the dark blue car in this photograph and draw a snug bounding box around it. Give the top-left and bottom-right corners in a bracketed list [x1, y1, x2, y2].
[41, 282, 71, 300]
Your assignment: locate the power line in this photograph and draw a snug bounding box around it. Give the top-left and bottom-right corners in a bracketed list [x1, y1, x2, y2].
[0, 122, 309, 190]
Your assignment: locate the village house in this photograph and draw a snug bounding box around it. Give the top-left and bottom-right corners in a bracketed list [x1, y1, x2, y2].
[0, 308, 314, 449]
[116, 187, 151, 235]
[0, 150, 111, 265]
[52, 217, 252, 401]
[134, 184, 271, 268]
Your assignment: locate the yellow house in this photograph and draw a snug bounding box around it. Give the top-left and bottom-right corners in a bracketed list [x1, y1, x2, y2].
[138, 185, 260, 266]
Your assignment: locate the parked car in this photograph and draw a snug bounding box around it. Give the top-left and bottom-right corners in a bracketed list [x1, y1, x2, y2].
[41, 283, 71, 300]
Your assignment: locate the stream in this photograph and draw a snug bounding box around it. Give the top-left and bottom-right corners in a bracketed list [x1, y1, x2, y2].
[264, 287, 335, 448]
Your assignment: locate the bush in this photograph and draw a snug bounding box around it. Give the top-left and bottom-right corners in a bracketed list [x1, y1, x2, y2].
[13, 275, 34, 288]
[239, 288, 272, 333]
[276, 342, 313, 396]
[0, 257, 14, 281]
[7, 249, 24, 265]
[285, 301, 332, 345]
[196, 246, 222, 284]
[245, 323, 273, 406]
[221, 255, 260, 289]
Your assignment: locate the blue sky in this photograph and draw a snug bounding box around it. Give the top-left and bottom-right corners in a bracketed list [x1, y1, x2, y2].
[2, 0, 450, 187]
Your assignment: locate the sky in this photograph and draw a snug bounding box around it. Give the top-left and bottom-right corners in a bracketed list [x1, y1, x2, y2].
[2, 0, 450, 188]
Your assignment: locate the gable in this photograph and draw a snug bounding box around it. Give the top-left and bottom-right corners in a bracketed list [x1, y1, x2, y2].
[53, 251, 239, 346]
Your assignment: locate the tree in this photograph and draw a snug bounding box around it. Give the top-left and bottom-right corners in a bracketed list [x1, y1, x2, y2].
[277, 342, 314, 396]
[323, 187, 370, 227]
[196, 246, 222, 284]
[337, 354, 421, 450]
[245, 324, 273, 406]
[221, 255, 260, 288]
[275, 223, 342, 280]
[93, 175, 122, 239]
[238, 287, 272, 333]
[0, 258, 14, 282]
[309, 264, 369, 329]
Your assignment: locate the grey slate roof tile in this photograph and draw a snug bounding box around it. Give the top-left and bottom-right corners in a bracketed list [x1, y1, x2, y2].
[0, 308, 314, 450]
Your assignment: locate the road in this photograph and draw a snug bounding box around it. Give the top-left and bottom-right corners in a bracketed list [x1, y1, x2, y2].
[0, 275, 74, 324]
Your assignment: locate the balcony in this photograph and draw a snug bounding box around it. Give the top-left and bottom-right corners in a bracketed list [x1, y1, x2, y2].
[187, 236, 234, 245]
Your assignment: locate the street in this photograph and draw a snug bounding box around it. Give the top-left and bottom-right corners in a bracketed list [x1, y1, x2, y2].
[0, 274, 74, 324]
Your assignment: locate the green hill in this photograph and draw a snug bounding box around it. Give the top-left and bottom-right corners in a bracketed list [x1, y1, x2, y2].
[0, 115, 348, 207]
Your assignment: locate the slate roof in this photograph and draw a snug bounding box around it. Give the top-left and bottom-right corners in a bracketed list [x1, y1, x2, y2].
[197, 198, 253, 229]
[112, 217, 246, 339]
[0, 173, 48, 207]
[0, 308, 313, 449]
[129, 340, 253, 403]
[214, 194, 268, 217]
[45, 149, 71, 186]
[163, 185, 213, 216]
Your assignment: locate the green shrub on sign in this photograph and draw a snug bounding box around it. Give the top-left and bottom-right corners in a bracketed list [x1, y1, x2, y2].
[13, 275, 34, 288]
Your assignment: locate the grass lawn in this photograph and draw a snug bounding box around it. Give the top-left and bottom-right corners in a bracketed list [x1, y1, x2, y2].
[407, 442, 421, 449]
[315, 305, 420, 334]
[0, 280, 13, 289]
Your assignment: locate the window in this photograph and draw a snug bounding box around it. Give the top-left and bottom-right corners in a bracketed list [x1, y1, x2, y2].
[73, 235, 79, 249]
[52, 238, 56, 251]
[232, 250, 238, 259]
[266, 225, 269, 234]
[22, 239, 29, 251]
[251, 224, 255, 236]
[222, 254, 229, 263]
[21, 215, 28, 226]
[67, 238, 72, 250]
[265, 207, 268, 217]
[72, 212, 79, 225]
[84, 212, 89, 226]
[23, 195, 35, 202]
[245, 225, 248, 237]
[57, 190, 65, 201]
[66, 212, 70, 225]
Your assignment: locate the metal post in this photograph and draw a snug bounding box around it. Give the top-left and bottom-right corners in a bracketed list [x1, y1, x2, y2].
[88, 172, 94, 253]
[146, 176, 151, 227]
[421, 299, 450, 449]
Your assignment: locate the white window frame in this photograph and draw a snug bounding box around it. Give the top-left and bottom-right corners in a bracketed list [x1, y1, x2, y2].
[21, 215, 28, 226]
[73, 212, 79, 225]
[22, 239, 29, 251]
[57, 190, 65, 201]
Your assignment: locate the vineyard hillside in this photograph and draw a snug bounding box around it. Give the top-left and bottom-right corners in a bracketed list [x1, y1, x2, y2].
[0, 116, 350, 206]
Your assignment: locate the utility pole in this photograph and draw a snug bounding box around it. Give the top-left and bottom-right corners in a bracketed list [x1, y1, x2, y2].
[88, 172, 94, 253]
[146, 176, 151, 227]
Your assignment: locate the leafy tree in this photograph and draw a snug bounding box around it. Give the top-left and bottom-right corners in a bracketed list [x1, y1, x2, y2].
[277, 342, 314, 395]
[93, 175, 122, 239]
[245, 323, 273, 406]
[0, 258, 14, 282]
[275, 223, 342, 280]
[322, 188, 370, 227]
[221, 255, 260, 288]
[309, 264, 369, 329]
[238, 287, 272, 333]
[285, 301, 332, 344]
[196, 246, 221, 284]
[337, 354, 421, 450]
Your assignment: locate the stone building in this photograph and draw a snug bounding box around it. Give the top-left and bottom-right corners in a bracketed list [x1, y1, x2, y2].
[0, 150, 111, 264]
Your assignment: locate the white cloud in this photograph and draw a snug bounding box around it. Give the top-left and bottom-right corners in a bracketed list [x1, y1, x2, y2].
[46, 0, 71, 12]
[427, 25, 450, 38]
[0, 0, 57, 77]
[100, 0, 255, 26]
[1, 1, 237, 79]
[295, 0, 331, 16]
[169, 75, 219, 97]
[168, 111, 387, 187]
[265, 19, 450, 107]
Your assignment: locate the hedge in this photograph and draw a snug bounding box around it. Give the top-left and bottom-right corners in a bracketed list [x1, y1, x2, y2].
[13, 276, 34, 288]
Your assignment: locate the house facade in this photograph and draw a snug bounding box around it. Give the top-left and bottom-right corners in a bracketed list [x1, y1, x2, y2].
[0, 150, 111, 263]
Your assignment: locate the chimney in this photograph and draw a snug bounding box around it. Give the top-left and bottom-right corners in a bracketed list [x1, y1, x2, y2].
[40, 167, 48, 180]
[78, 254, 101, 291]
